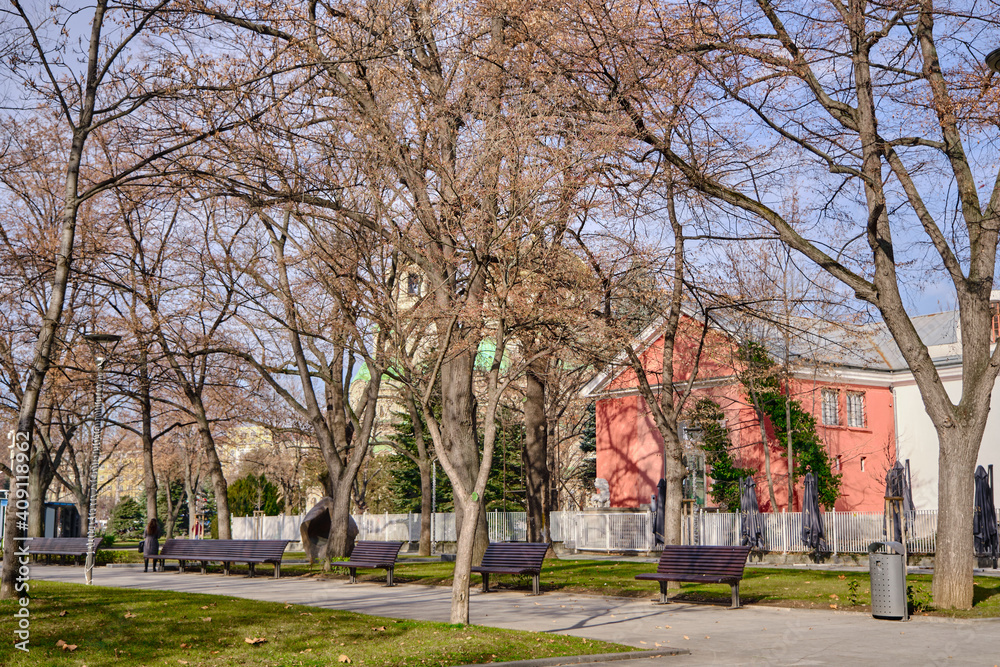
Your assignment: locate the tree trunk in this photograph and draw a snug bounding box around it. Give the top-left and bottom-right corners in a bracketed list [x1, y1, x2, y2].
[932, 428, 979, 608]
[323, 480, 356, 566]
[139, 349, 158, 525]
[450, 497, 482, 624]
[786, 389, 794, 511]
[662, 431, 686, 545]
[418, 458, 432, 556]
[197, 423, 230, 540]
[27, 455, 52, 538]
[523, 357, 551, 543]
[441, 351, 489, 561]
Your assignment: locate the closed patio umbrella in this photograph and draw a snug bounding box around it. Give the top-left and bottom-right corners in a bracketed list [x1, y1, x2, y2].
[739, 477, 765, 550]
[884, 460, 915, 543]
[801, 472, 827, 552]
[973, 465, 999, 566]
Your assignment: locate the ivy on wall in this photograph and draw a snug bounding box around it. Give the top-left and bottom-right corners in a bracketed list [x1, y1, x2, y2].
[688, 398, 755, 511]
[737, 341, 842, 509]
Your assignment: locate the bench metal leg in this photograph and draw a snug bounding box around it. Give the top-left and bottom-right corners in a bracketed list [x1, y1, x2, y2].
[274, 563, 280, 579]
[249, 563, 256, 578]
[349, 567, 357, 584]
[386, 566, 394, 587]
[481, 572, 490, 593]
[224, 562, 230, 576]
[654, 581, 670, 605]
[532, 574, 540, 596]
[179, 560, 185, 573]
[730, 583, 741, 609]
[200, 561, 207, 575]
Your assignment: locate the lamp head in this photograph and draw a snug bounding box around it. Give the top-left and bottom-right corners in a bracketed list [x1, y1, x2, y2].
[988, 47, 1000, 74]
[83, 332, 123, 363]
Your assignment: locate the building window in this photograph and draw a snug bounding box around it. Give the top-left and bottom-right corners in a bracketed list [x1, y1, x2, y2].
[407, 273, 421, 296]
[821, 389, 840, 426]
[860, 456, 866, 472]
[846, 392, 866, 428]
[835, 455, 842, 471]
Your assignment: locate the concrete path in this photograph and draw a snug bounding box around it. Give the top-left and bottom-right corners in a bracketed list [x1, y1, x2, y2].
[34, 566, 1000, 666]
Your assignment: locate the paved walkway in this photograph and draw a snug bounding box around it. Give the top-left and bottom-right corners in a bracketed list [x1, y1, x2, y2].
[34, 566, 1000, 666]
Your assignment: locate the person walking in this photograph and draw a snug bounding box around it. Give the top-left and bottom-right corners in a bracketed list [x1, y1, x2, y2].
[143, 518, 161, 573]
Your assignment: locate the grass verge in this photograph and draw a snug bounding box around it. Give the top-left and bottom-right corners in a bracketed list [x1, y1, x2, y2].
[0, 580, 630, 666]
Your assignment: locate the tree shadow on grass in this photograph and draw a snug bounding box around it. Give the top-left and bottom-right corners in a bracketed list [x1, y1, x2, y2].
[972, 579, 1000, 607]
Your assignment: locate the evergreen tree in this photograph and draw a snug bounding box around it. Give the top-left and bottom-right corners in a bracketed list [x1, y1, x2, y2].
[385, 406, 525, 512]
[108, 496, 146, 539]
[227, 473, 285, 517]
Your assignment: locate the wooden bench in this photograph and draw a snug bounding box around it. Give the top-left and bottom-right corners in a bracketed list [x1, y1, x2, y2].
[150, 539, 290, 578]
[337, 541, 404, 586]
[471, 542, 549, 596]
[29, 537, 103, 565]
[635, 545, 752, 608]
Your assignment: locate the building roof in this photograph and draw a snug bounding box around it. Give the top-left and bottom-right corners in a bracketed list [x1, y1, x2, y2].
[583, 307, 965, 397]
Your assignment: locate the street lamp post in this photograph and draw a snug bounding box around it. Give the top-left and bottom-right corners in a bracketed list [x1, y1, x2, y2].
[82, 332, 121, 585]
[988, 48, 1000, 74]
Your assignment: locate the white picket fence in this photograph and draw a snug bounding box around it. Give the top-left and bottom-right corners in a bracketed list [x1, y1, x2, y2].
[232, 508, 998, 555]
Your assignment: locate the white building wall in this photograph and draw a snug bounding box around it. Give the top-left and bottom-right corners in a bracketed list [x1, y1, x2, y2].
[894, 375, 1000, 510]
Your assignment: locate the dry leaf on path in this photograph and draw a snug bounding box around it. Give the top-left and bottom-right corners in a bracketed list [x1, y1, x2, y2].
[245, 637, 267, 645]
[124, 612, 137, 619]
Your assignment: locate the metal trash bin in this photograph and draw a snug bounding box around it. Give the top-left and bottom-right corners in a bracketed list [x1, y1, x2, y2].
[869, 541, 909, 621]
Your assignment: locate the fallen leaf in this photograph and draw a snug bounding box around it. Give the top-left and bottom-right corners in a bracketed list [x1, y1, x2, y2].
[804, 581, 811, 584]
[705, 636, 710, 639]
[838, 575, 846, 580]
[245, 637, 267, 645]
[639, 641, 647, 645]
[58, 611, 67, 617]
[830, 604, 838, 609]
[180, 643, 189, 649]
[830, 594, 839, 600]
[285, 604, 293, 609]
[338, 655, 352, 663]
[124, 612, 137, 619]
[56, 640, 66, 648]
[179, 661, 189, 665]
[202, 617, 212, 622]
[683, 636, 689, 640]
[300, 612, 313, 616]
[372, 626, 385, 631]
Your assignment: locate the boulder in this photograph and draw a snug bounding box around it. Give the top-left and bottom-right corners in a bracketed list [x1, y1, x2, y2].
[299, 497, 359, 563]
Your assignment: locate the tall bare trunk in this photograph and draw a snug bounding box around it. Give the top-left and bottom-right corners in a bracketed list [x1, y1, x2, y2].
[418, 459, 432, 556]
[524, 357, 551, 543]
[441, 352, 489, 561]
[139, 349, 158, 525]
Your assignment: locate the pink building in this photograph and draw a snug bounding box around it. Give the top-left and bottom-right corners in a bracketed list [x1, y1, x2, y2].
[584, 315, 897, 512]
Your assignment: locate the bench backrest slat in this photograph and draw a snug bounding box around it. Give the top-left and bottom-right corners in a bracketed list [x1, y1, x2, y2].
[479, 542, 549, 570]
[30, 537, 102, 554]
[158, 539, 289, 561]
[655, 545, 751, 578]
[345, 541, 404, 565]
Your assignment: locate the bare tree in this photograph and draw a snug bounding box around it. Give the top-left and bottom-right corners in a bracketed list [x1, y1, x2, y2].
[563, 0, 1000, 608]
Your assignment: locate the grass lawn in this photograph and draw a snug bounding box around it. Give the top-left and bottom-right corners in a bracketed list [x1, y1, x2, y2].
[0, 581, 630, 666]
[276, 557, 1000, 618]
